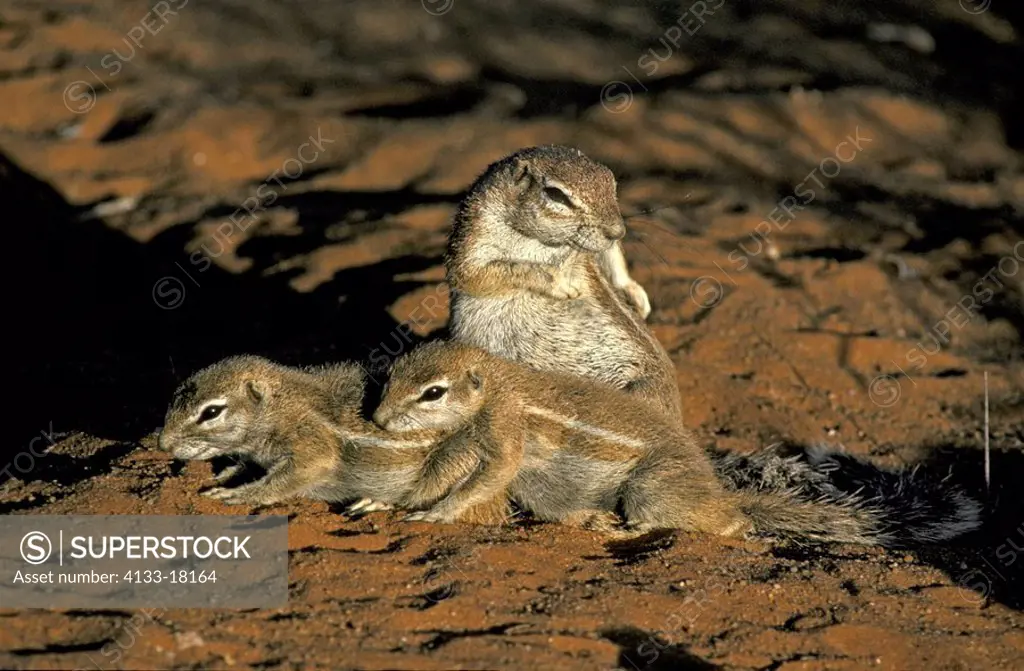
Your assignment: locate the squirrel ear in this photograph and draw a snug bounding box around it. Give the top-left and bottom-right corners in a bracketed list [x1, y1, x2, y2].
[467, 368, 483, 390]
[511, 158, 534, 188]
[245, 379, 266, 404]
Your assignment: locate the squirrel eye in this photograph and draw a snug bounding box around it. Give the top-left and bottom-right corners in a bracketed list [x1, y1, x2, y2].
[417, 386, 448, 402]
[197, 404, 226, 424]
[543, 186, 574, 208]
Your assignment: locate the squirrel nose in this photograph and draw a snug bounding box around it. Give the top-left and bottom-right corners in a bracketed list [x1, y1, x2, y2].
[604, 220, 626, 240]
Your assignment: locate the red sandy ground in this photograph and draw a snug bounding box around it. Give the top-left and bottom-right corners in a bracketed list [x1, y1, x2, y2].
[2, 0, 1023, 668]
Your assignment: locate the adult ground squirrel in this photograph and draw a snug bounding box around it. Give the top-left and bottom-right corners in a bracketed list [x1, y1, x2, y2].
[446, 145, 682, 421]
[158, 355, 510, 523]
[373, 341, 984, 546]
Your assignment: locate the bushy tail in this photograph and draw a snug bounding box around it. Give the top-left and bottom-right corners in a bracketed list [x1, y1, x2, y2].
[710, 446, 984, 547]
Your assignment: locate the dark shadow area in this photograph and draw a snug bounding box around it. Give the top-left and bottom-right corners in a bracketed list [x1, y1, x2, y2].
[408, 583, 458, 611]
[819, 178, 1024, 348]
[344, 82, 489, 119]
[9, 640, 111, 656]
[674, 0, 1024, 150]
[601, 626, 720, 670]
[193, 187, 461, 233]
[602, 529, 678, 567]
[483, 65, 717, 120]
[5, 151, 449, 477]
[158, 1, 1023, 153]
[417, 623, 527, 652]
[707, 432, 1024, 612]
[341, 1, 1024, 152]
[911, 441, 1024, 612]
[98, 109, 158, 144]
[0, 441, 138, 514]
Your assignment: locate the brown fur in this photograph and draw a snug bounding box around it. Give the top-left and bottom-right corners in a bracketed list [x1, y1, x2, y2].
[445, 145, 682, 422]
[158, 355, 509, 523]
[374, 341, 746, 535]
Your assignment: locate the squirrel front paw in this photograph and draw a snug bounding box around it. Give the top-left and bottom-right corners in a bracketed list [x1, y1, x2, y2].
[345, 498, 394, 516]
[201, 486, 236, 500]
[403, 507, 457, 524]
[212, 463, 245, 484]
[619, 280, 651, 319]
[547, 269, 583, 300]
[201, 485, 272, 506]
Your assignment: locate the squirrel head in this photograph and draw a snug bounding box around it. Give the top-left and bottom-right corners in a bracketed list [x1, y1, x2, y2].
[480, 145, 625, 253]
[159, 355, 280, 461]
[373, 341, 487, 432]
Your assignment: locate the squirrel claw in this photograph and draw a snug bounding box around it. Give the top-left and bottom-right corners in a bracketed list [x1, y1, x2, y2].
[345, 497, 374, 514]
[403, 510, 446, 523]
[403, 508, 454, 523]
[212, 463, 244, 484]
[621, 280, 651, 319]
[549, 273, 583, 300]
[201, 485, 269, 506]
[551, 286, 581, 300]
[346, 498, 394, 517]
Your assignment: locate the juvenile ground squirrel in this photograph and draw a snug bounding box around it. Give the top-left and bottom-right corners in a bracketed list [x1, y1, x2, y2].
[158, 355, 510, 523]
[374, 340, 744, 535]
[446, 145, 683, 422]
[374, 341, 984, 546]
